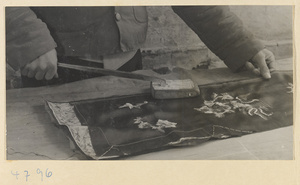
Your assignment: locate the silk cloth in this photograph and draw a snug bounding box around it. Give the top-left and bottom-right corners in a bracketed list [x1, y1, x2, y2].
[46, 70, 293, 159]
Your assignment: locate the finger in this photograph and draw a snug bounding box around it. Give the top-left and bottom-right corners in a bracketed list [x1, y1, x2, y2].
[44, 68, 56, 80]
[265, 51, 276, 73]
[268, 61, 276, 73]
[35, 71, 46, 80]
[27, 69, 36, 78]
[37, 61, 47, 71]
[245, 62, 260, 76]
[244, 62, 255, 70]
[54, 73, 59, 78]
[23, 59, 38, 78]
[256, 58, 271, 79]
[265, 50, 276, 62]
[21, 66, 29, 76]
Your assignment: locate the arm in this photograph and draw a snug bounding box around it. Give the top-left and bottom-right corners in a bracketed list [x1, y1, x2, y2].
[172, 6, 274, 79]
[6, 7, 58, 80]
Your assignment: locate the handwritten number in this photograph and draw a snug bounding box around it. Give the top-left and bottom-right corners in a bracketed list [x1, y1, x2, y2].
[24, 170, 30, 182]
[11, 171, 19, 180]
[36, 168, 43, 181]
[12, 169, 52, 182]
[45, 168, 53, 178]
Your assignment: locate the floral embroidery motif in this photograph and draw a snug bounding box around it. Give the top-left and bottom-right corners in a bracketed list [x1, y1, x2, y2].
[133, 117, 177, 133]
[194, 93, 273, 120]
[119, 101, 148, 109]
[194, 93, 235, 118]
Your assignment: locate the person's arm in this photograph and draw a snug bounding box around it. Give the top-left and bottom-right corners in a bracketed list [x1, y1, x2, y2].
[172, 6, 275, 79]
[6, 7, 58, 80]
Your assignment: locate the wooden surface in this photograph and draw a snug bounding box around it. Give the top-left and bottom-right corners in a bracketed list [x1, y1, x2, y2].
[6, 58, 293, 160]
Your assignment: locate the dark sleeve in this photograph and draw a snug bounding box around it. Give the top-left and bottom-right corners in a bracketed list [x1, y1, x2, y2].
[172, 6, 265, 72]
[6, 7, 57, 70]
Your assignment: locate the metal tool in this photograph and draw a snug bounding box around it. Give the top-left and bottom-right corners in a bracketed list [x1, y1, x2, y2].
[58, 62, 200, 99]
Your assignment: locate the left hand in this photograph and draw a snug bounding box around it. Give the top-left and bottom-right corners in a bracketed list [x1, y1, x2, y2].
[244, 49, 276, 79]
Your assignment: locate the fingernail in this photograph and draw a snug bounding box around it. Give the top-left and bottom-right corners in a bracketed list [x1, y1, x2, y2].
[253, 69, 260, 75]
[264, 73, 271, 79]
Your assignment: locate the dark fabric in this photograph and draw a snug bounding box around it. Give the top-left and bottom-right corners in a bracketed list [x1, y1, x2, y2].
[47, 71, 293, 159]
[5, 7, 57, 70]
[172, 6, 265, 72]
[115, 7, 148, 52]
[31, 7, 122, 57]
[21, 50, 143, 87]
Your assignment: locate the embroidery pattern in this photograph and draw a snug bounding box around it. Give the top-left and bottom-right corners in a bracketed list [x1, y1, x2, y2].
[133, 117, 177, 133]
[287, 83, 293, 93]
[47, 102, 97, 158]
[48, 102, 81, 126]
[194, 93, 273, 120]
[119, 101, 148, 109]
[166, 125, 253, 146]
[47, 101, 255, 158]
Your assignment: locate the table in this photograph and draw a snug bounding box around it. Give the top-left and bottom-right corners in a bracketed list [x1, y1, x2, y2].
[6, 58, 293, 160]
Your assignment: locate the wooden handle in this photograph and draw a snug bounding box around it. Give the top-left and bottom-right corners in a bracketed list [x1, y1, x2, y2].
[57, 62, 166, 83]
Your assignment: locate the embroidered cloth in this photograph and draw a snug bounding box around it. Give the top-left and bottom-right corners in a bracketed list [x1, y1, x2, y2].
[46, 71, 293, 159]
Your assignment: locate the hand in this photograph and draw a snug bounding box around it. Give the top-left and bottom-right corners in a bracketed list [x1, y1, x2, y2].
[244, 49, 276, 79]
[21, 49, 58, 80]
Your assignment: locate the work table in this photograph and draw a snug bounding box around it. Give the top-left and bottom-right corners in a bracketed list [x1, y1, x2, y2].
[6, 58, 293, 160]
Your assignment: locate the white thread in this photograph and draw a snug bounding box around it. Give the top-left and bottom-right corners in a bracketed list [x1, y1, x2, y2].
[119, 101, 148, 109]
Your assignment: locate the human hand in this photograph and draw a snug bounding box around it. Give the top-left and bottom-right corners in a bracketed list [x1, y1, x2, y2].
[244, 49, 276, 79]
[21, 49, 58, 80]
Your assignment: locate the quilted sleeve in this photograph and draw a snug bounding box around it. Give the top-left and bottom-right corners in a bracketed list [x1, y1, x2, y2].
[172, 6, 265, 72]
[6, 7, 57, 70]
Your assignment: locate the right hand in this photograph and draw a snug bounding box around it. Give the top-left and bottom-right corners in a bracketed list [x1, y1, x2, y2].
[21, 49, 58, 80]
[244, 49, 276, 79]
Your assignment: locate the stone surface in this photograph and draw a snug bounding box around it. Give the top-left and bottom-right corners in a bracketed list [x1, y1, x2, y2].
[144, 6, 293, 49]
[230, 6, 293, 41]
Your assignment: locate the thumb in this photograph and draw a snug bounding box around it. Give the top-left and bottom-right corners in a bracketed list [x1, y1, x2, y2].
[54, 73, 59, 78]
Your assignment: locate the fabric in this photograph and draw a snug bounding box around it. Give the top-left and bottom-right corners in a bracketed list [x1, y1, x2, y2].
[7, 6, 263, 72]
[46, 71, 293, 159]
[31, 7, 147, 57]
[5, 7, 57, 70]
